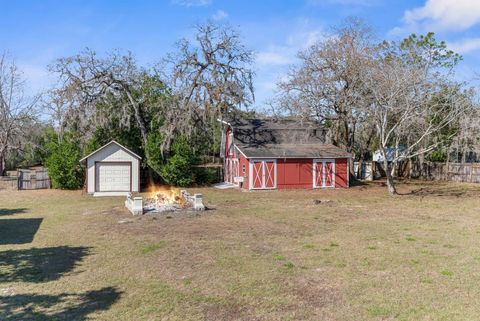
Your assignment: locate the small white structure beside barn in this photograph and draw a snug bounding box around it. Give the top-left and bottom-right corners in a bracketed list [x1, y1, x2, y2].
[80, 141, 141, 196]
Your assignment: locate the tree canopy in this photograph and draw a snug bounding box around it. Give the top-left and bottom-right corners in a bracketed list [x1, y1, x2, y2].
[1, 20, 479, 194]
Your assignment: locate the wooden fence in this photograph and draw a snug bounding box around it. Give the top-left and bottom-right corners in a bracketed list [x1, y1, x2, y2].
[17, 168, 51, 190]
[409, 162, 480, 183]
[355, 161, 480, 183]
[0, 176, 18, 190]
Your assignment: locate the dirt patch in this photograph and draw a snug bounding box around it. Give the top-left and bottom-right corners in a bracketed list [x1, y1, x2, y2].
[202, 301, 262, 321]
[289, 276, 343, 309]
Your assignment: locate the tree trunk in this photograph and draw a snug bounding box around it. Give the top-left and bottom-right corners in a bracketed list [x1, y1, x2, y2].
[384, 159, 397, 195]
[407, 159, 412, 179]
[124, 88, 153, 187]
[418, 153, 425, 178]
[122, 86, 148, 145]
[0, 154, 4, 176]
[349, 158, 355, 179]
[357, 156, 364, 179]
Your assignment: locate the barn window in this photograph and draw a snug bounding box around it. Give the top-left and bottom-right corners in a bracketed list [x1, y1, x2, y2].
[242, 164, 246, 173]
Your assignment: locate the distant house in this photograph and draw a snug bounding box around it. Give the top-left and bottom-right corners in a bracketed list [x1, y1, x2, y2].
[373, 146, 405, 163]
[80, 141, 141, 196]
[219, 118, 350, 190]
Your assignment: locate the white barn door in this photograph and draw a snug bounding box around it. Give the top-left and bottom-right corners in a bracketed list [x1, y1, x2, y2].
[250, 160, 276, 190]
[313, 159, 335, 188]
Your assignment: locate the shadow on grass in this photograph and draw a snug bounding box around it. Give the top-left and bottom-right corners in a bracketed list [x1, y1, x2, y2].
[0, 287, 122, 321]
[398, 182, 476, 197]
[0, 246, 91, 283]
[405, 186, 466, 197]
[0, 218, 43, 245]
[349, 177, 369, 187]
[0, 208, 27, 216]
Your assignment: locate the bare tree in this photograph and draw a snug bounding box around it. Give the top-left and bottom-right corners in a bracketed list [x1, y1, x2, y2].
[49, 22, 254, 160]
[48, 49, 149, 145]
[159, 21, 255, 152]
[447, 99, 480, 163]
[367, 39, 469, 194]
[276, 18, 375, 161]
[0, 53, 39, 175]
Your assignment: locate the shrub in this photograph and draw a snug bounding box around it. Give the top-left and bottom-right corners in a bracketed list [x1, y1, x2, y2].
[44, 133, 84, 189]
[160, 137, 196, 186]
[145, 132, 165, 176]
[194, 167, 221, 185]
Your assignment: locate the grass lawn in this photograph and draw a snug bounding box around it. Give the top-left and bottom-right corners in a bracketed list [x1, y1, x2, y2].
[1, 181, 480, 320]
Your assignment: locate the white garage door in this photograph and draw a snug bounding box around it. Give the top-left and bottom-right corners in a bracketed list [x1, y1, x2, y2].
[95, 162, 131, 192]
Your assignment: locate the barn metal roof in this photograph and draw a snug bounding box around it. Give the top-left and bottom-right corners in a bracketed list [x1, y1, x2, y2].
[225, 118, 351, 159]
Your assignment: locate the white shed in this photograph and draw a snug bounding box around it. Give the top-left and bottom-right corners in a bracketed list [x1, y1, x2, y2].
[80, 140, 141, 196]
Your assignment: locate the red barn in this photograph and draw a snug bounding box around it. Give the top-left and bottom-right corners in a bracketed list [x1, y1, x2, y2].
[219, 118, 350, 190]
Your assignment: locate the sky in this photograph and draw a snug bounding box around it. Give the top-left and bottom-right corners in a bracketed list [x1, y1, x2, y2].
[2, 0, 480, 110]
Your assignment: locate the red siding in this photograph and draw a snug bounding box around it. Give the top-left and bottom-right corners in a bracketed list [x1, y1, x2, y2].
[223, 128, 237, 183]
[335, 158, 349, 188]
[277, 159, 313, 189]
[238, 152, 249, 189]
[223, 126, 248, 189]
[266, 158, 349, 189]
[225, 128, 234, 157]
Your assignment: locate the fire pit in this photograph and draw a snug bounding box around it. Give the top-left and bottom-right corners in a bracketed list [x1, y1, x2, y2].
[125, 186, 205, 216]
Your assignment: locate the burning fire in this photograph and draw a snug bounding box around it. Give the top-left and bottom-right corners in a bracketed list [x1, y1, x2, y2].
[146, 185, 186, 207]
[139, 184, 205, 214]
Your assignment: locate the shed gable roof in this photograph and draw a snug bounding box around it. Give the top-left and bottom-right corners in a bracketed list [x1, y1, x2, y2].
[79, 140, 142, 162]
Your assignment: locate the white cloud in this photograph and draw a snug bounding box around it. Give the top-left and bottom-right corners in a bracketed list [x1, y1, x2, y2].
[256, 28, 325, 67]
[171, 0, 212, 7]
[212, 9, 228, 21]
[256, 50, 294, 66]
[448, 38, 480, 54]
[394, 0, 480, 34]
[250, 19, 327, 106]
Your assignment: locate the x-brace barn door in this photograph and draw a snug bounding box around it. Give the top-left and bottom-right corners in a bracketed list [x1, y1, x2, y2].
[251, 160, 276, 189]
[313, 159, 335, 188]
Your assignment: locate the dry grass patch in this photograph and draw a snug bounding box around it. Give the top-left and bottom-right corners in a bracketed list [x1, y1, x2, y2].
[1, 181, 480, 320]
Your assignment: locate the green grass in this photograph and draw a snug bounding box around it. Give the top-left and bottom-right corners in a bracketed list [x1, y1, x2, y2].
[141, 241, 166, 254]
[273, 254, 286, 261]
[1, 181, 480, 320]
[367, 305, 392, 317]
[441, 270, 454, 277]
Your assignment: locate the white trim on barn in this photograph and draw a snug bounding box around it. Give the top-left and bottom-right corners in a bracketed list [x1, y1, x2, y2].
[235, 145, 248, 159]
[249, 159, 277, 190]
[313, 159, 336, 188]
[80, 141, 141, 196]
